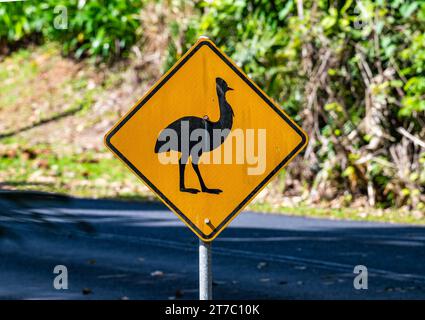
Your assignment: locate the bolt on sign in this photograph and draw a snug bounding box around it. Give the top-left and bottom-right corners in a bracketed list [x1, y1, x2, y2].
[105, 37, 308, 241]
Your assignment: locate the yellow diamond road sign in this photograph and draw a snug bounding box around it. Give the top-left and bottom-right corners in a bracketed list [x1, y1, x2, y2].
[105, 38, 308, 241]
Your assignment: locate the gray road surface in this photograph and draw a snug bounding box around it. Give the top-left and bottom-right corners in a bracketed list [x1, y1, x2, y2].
[0, 191, 424, 299]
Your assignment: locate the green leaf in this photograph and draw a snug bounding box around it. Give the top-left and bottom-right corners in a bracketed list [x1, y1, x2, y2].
[278, 1, 294, 20]
[321, 16, 337, 30]
[400, 2, 419, 18]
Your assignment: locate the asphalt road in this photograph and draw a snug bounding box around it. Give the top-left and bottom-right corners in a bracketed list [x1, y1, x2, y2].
[0, 191, 424, 300]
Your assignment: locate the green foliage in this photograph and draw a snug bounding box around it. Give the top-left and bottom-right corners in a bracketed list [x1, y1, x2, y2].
[1, 0, 424, 209]
[0, 142, 144, 198]
[0, 2, 44, 42]
[0, 0, 144, 61]
[168, 0, 425, 209]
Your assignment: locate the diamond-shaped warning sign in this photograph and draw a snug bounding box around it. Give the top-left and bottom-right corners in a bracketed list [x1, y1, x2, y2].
[105, 38, 308, 241]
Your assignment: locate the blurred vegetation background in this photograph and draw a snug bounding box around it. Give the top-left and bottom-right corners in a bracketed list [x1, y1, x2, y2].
[0, 0, 424, 222]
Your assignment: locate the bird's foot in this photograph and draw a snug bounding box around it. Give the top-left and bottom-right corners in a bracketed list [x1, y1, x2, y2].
[180, 187, 200, 194]
[202, 187, 222, 194]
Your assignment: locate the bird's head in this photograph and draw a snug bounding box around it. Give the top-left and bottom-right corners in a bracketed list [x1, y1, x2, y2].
[216, 77, 234, 117]
[216, 77, 233, 95]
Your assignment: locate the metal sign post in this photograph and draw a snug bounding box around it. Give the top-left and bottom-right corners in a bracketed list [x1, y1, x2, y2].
[104, 37, 308, 300]
[199, 240, 212, 300]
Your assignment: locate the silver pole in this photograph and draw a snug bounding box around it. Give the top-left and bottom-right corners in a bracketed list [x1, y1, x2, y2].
[199, 239, 212, 300]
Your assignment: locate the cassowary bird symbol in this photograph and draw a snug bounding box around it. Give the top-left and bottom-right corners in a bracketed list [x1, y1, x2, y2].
[155, 77, 234, 194]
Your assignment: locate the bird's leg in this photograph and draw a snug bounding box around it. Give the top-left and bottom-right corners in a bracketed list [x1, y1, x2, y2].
[179, 156, 199, 194]
[192, 162, 222, 194]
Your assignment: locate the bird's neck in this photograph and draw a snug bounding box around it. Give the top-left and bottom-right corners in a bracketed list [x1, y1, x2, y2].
[214, 92, 233, 130]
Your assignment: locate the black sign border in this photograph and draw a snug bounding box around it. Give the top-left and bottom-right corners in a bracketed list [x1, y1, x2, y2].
[105, 40, 307, 240]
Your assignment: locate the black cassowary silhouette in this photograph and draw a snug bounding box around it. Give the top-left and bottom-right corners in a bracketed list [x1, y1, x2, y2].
[154, 77, 234, 194]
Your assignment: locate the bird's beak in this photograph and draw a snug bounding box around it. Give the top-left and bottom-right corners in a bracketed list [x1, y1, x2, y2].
[228, 87, 234, 91]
